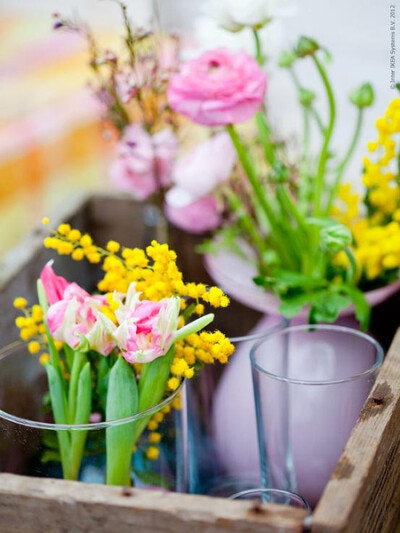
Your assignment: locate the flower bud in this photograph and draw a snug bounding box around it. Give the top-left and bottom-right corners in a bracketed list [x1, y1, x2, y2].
[295, 36, 320, 58]
[320, 224, 352, 253]
[299, 88, 316, 107]
[278, 50, 297, 68]
[349, 83, 374, 108]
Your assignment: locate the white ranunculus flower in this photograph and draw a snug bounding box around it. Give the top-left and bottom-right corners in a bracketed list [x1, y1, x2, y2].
[193, 15, 284, 64]
[203, 0, 295, 32]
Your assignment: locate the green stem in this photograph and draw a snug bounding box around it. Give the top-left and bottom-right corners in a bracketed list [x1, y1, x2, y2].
[298, 107, 311, 211]
[226, 125, 296, 269]
[252, 29, 263, 66]
[310, 106, 326, 135]
[344, 248, 358, 286]
[69, 362, 92, 480]
[255, 112, 276, 166]
[277, 185, 309, 239]
[68, 352, 88, 424]
[312, 54, 336, 216]
[224, 188, 269, 266]
[326, 108, 364, 213]
[289, 68, 325, 135]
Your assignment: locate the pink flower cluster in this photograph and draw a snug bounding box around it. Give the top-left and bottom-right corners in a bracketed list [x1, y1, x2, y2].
[40, 264, 180, 363]
[110, 125, 178, 201]
[110, 48, 266, 234]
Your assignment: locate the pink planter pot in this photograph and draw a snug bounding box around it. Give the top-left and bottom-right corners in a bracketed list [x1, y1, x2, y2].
[204, 247, 400, 318]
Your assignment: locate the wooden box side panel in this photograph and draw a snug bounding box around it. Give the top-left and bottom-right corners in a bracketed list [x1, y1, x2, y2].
[312, 329, 400, 533]
[0, 474, 306, 533]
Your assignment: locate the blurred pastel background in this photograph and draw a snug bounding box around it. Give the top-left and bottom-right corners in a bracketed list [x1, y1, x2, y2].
[0, 0, 397, 255]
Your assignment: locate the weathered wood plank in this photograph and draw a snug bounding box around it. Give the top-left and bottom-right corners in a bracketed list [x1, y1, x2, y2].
[312, 329, 400, 533]
[0, 474, 306, 533]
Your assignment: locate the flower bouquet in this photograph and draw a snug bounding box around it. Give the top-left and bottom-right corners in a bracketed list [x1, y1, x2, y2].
[53, 3, 238, 236]
[164, 14, 400, 328]
[12, 220, 233, 486]
[52, 1, 400, 330]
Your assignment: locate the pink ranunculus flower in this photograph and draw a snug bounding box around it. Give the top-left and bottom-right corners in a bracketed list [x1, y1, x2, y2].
[165, 195, 222, 234]
[42, 265, 115, 355]
[167, 132, 236, 205]
[100, 284, 181, 364]
[167, 48, 267, 126]
[110, 124, 179, 200]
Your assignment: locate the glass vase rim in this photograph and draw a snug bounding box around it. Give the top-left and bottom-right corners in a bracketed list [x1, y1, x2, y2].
[250, 324, 384, 386]
[229, 318, 289, 343]
[0, 341, 183, 431]
[228, 487, 312, 512]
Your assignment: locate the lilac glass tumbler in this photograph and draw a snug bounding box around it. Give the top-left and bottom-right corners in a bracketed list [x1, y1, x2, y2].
[250, 325, 383, 508]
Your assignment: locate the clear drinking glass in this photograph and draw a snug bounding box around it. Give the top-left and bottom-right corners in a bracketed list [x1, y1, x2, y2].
[183, 315, 288, 496]
[250, 325, 383, 508]
[0, 342, 185, 491]
[229, 487, 312, 513]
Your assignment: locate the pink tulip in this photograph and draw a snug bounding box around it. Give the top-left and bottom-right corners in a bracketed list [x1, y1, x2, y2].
[99, 283, 215, 363]
[42, 267, 115, 355]
[40, 262, 70, 305]
[165, 195, 222, 234]
[110, 124, 178, 200]
[168, 48, 266, 126]
[103, 285, 181, 364]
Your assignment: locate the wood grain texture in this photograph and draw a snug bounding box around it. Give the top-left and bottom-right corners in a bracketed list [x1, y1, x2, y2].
[0, 474, 306, 533]
[312, 329, 400, 533]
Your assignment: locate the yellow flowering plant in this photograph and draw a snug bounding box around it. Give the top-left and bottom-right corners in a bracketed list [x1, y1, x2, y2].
[333, 96, 400, 289]
[14, 221, 234, 486]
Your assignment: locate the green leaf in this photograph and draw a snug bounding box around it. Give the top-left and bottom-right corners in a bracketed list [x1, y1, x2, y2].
[63, 344, 75, 373]
[255, 270, 327, 292]
[97, 356, 111, 412]
[134, 469, 171, 490]
[279, 292, 316, 318]
[45, 363, 71, 478]
[106, 357, 139, 486]
[68, 352, 88, 424]
[134, 346, 177, 446]
[69, 362, 92, 480]
[40, 450, 61, 464]
[332, 285, 371, 330]
[309, 292, 351, 324]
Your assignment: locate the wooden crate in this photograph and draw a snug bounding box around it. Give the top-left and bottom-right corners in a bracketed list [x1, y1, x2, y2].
[0, 192, 399, 533]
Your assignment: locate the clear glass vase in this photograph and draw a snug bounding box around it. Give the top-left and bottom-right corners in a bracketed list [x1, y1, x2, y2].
[183, 314, 287, 496]
[0, 342, 185, 491]
[250, 325, 384, 508]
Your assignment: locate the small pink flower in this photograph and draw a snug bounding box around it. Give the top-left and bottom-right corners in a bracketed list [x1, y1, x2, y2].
[165, 196, 222, 234]
[167, 48, 266, 126]
[90, 412, 102, 424]
[110, 124, 178, 200]
[115, 70, 139, 103]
